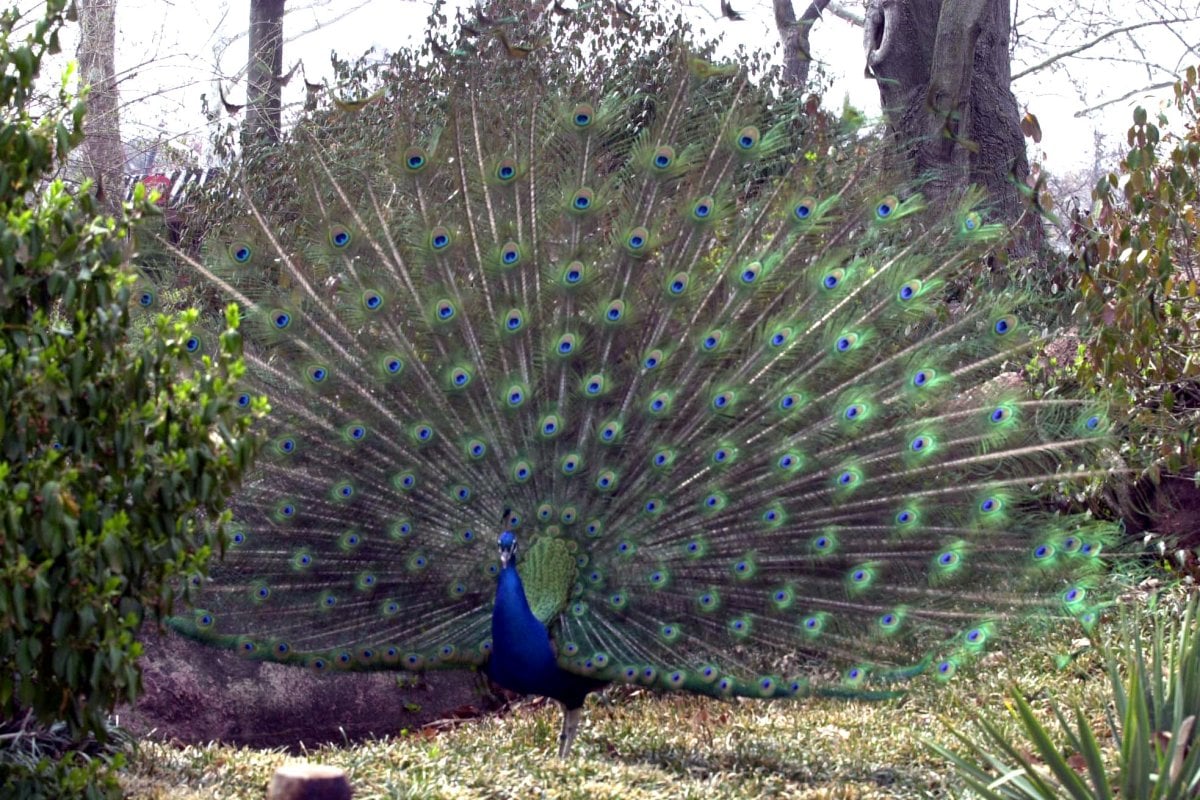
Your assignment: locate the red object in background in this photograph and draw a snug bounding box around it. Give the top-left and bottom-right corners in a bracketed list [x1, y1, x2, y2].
[141, 174, 172, 206]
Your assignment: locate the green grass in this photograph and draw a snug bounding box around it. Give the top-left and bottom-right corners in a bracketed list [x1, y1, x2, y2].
[119, 581, 1174, 799]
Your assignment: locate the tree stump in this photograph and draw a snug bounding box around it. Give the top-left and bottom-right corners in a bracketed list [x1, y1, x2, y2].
[267, 764, 352, 800]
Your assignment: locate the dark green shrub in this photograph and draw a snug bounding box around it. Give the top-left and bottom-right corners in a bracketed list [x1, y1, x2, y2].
[0, 0, 260, 793]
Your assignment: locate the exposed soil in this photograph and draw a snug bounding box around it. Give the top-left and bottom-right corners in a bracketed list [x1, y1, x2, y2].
[119, 627, 497, 751]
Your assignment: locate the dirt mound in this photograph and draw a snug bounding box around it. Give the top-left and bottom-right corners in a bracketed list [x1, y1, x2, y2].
[120, 628, 494, 750]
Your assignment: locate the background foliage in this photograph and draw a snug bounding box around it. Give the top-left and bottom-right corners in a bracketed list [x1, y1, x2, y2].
[0, 1, 259, 795]
[1074, 65, 1200, 481]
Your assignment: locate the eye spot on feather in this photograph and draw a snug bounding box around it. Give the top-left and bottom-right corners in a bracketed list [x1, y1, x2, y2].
[329, 226, 352, 248]
[563, 262, 584, 285]
[500, 242, 521, 265]
[138, 290, 155, 307]
[794, 197, 815, 220]
[711, 391, 734, 410]
[599, 420, 622, 442]
[736, 126, 760, 150]
[572, 188, 594, 211]
[875, 195, 898, 219]
[739, 261, 763, 285]
[404, 147, 427, 172]
[572, 104, 593, 128]
[898, 279, 922, 301]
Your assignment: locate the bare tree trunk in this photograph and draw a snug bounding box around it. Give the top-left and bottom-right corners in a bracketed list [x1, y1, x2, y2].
[864, 0, 1034, 246]
[245, 0, 286, 148]
[76, 0, 124, 214]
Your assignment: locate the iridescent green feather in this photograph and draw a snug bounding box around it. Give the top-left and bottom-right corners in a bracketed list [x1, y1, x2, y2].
[157, 30, 1121, 705]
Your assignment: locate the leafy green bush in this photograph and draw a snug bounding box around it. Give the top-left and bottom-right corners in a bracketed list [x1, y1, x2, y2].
[0, 0, 260, 793]
[1072, 66, 1200, 478]
[931, 593, 1199, 798]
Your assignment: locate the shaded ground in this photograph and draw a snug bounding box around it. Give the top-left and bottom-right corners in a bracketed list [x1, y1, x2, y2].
[120, 627, 493, 750]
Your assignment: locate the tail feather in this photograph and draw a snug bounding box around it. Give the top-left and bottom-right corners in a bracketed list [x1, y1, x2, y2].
[161, 41, 1117, 698]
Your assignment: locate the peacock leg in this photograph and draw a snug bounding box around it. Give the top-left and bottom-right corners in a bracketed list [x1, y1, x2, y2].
[557, 704, 582, 758]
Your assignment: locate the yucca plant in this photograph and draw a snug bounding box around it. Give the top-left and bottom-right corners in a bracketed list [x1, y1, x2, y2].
[930, 593, 1199, 799]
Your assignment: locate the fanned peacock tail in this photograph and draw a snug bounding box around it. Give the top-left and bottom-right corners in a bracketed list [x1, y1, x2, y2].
[160, 31, 1117, 705]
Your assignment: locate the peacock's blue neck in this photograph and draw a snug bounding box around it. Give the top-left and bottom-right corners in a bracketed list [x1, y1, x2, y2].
[488, 560, 602, 709]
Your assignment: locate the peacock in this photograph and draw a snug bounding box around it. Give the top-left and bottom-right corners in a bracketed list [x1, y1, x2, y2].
[158, 19, 1118, 758]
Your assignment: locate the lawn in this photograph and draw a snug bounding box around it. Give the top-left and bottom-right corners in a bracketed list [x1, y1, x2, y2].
[118, 599, 1126, 799]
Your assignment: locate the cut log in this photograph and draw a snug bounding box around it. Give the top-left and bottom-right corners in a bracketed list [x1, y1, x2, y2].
[267, 764, 352, 800]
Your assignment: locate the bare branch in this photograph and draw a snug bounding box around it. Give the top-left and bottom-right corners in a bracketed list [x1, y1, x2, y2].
[1012, 16, 1199, 81]
[827, 1, 863, 26]
[1072, 79, 1176, 117]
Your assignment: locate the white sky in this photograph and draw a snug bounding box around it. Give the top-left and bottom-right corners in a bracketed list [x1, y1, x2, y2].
[46, 0, 1200, 177]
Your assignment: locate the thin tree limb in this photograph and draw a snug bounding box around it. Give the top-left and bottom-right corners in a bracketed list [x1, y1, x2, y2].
[1073, 79, 1176, 117]
[1012, 16, 1198, 81]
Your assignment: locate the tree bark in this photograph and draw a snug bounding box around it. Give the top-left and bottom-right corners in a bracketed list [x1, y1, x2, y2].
[245, 0, 286, 148]
[773, 0, 832, 89]
[864, 0, 1032, 239]
[76, 0, 124, 214]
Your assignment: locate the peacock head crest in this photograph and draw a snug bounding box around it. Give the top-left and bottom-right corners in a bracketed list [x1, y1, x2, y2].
[498, 530, 518, 566]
